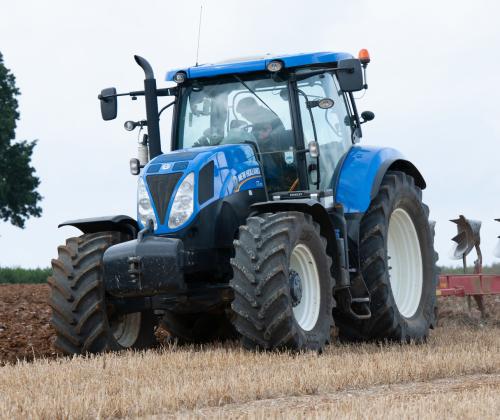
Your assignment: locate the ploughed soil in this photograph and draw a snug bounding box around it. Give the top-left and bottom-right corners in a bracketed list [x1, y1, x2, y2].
[0, 283, 499, 365]
[0, 284, 55, 364]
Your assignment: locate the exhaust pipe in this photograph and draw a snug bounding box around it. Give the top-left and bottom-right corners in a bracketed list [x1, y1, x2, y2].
[134, 55, 162, 159]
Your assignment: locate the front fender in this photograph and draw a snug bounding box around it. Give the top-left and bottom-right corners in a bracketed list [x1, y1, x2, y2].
[335, 146, 425, 214]
[59, 215, 138, 237]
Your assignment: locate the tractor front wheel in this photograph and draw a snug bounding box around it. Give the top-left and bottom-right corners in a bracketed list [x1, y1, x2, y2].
[230, 212, 334, 351]
[49, 232, 158, 355]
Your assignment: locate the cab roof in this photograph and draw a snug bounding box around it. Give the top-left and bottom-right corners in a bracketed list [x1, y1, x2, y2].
[165, 51, 353, 81]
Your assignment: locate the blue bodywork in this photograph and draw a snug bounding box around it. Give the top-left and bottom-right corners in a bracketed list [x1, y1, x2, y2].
[140, 143, 408, 232]
[166, 51, 353, 81]
[335, 146, 404, 213]
[144, 51, 420, 231]
[139, 144, 264, 233]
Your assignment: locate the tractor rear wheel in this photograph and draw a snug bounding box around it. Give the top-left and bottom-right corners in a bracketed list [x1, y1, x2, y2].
[230, 212, 334, 351]
[335, 171, 438, 342]
[49, 231, 157, 355]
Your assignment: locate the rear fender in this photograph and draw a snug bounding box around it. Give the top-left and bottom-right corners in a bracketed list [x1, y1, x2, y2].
[59, 215, 138, 237]
[335, 146, 426, 214]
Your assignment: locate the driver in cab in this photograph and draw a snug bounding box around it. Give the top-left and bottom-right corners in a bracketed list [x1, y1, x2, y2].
[236, 97, 296, 193]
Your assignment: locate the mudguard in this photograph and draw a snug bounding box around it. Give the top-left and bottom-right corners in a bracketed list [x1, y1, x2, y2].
[59, 215, 138, 237]
[335, 146, 426, 214]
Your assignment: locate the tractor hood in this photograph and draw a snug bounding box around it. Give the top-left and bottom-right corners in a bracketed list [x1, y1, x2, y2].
[138, 144, 264, 234]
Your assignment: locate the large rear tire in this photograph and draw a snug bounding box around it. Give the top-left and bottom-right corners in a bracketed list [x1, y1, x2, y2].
[49, 232, 157, 355]
[335, 171, 438, 342]
[230, 212, 334, 351]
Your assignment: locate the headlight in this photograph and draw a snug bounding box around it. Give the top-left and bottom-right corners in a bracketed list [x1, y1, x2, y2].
[168, 172, 194, 229]
[137, 177, 157, 229]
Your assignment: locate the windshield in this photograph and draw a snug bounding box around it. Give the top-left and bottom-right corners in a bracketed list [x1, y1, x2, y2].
[177, 77, 299, 193]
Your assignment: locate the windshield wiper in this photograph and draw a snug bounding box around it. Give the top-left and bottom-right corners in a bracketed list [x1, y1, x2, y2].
[233, 75, 279, 119]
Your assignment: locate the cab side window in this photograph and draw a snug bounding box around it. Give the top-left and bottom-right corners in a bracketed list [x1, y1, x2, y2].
[297, 73, 352, 190]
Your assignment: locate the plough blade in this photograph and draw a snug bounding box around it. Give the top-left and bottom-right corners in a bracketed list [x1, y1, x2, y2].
[449, 215, 481, 260]
[494, 219, 500, 258]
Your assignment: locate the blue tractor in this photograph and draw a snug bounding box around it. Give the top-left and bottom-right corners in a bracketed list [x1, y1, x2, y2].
[49, 50, 437, 353]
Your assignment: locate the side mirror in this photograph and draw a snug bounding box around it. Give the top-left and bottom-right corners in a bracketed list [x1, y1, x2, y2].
[336, 59, 364, 92]
[361, 111, 375, 123]
[99, 87, 117, 121]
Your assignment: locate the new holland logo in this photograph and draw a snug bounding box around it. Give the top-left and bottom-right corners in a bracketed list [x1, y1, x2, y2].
[235, 167, 262, 192]
[237, 167, 261, 182]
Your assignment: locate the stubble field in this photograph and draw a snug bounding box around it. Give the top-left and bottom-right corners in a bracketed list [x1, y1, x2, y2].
[0, 284, 499, 419]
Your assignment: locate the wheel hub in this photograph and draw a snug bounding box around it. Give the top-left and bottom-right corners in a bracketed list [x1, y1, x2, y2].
[387, 208, 423, 318]
[110, 312, 142, 348]
[289, 270, 303, 307]
[289, 243, 321, 331]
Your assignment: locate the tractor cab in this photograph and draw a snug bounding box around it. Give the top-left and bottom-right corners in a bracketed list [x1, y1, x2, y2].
[169, 53, 365, 196]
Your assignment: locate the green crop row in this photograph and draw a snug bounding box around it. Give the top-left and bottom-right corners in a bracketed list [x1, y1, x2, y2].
[1, 263, 499, 285]
[0, 267, 51, 284]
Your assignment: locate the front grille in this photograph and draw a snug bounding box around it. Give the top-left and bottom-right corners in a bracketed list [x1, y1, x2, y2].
[146, 173, 182, 225]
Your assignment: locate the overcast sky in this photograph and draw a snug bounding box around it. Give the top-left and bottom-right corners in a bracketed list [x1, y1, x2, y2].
[1, 0, 499, 268]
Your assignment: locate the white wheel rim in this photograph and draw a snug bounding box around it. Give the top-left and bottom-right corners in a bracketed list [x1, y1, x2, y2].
[387, 208, 423, 318]
[110, 312, 142, 348]
[289, 243, 321, 331]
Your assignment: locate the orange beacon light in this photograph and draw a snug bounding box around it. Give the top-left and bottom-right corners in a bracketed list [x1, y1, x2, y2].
[358, 49, 370, 66]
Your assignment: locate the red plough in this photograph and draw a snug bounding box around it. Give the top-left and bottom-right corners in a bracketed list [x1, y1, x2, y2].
[436, 215, 500, 318]
[438, 274, 500, 298]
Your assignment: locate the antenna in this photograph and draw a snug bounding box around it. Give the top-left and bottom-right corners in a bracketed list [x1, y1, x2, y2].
[195, 4, 203, 66]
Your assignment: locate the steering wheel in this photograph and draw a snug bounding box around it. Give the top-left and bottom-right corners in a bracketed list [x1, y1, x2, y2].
[193, 128, 224, 147]
[228, 118, 253, 131]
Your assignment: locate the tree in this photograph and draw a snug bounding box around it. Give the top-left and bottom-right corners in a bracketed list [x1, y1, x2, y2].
[0, 52, 42, 228]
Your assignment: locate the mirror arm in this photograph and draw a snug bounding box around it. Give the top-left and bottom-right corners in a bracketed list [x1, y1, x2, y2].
[157, 87, 178, 97]
[98, 91, 143, 101]
[348, 92, 363, 139]
[362, 65, 368, 89]
[98, 87, 177, 101]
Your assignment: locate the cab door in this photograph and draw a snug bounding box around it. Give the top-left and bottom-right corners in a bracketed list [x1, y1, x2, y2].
[296, 72, 352, 191]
